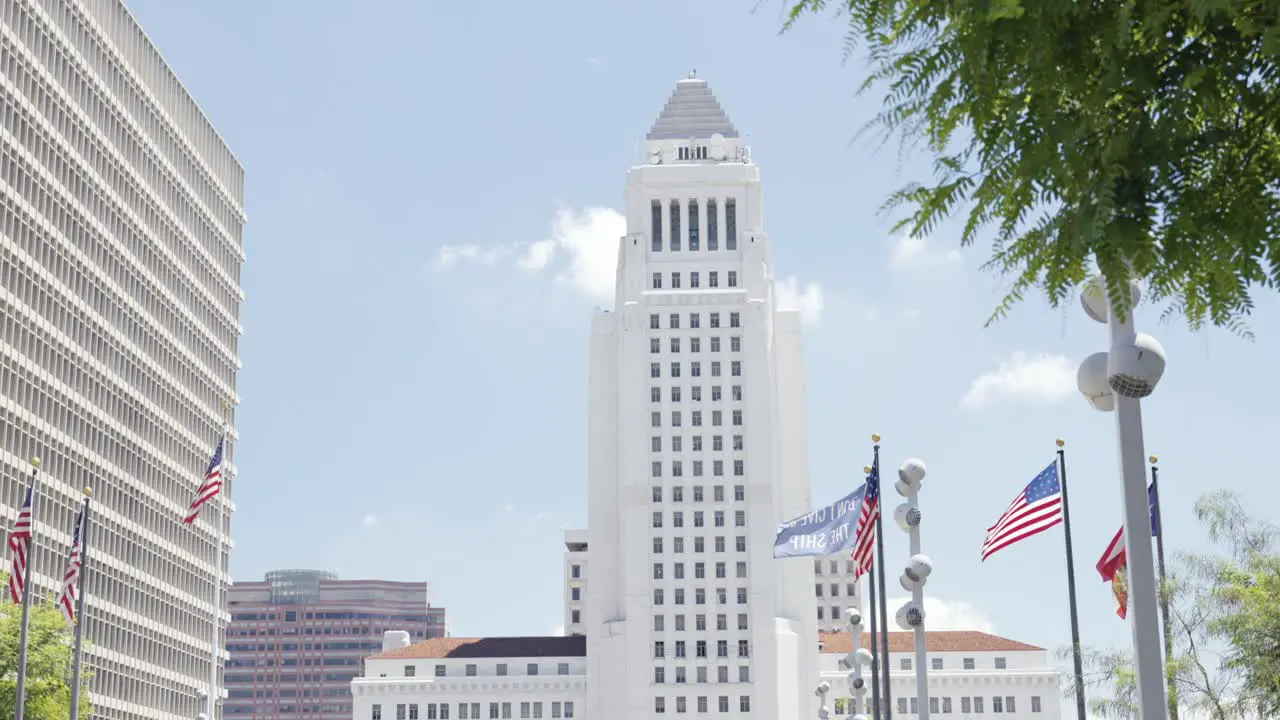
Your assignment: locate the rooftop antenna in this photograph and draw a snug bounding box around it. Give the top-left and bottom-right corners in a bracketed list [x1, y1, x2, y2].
[689, 69, 697, 79]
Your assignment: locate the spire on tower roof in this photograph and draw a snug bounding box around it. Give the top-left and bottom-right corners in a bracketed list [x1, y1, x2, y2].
[646, 76, 739, 141]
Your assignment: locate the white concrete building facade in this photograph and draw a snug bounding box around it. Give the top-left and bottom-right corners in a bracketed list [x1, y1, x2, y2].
[564, 530, 587, 636]
[352, 630, 1062, 720]
[0, 3, 244, 720]
[566, 542, 863, 636]
[585, 74, 819, 720]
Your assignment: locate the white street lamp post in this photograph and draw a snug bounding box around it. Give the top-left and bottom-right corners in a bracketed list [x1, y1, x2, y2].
[840, 607, 872, 720]
[894, 459, 932, 720]
[815, 681, 832, 720]
[1076, 275, 1169, 719]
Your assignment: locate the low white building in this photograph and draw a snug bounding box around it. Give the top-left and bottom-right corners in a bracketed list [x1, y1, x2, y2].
[352, 629, 1061, 720]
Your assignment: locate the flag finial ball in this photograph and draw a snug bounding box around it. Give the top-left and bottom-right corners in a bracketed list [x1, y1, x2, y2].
[863, 466, 872, 475]
[1149, 455, 1158, 465]
[1055, 438, 1065, 448]
[83, 487, 93, 497]
[30, 456, 40, 468]
[871, 433, 881, 444]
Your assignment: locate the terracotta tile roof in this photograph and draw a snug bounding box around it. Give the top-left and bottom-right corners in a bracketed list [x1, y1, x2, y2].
[818, 631, 1043, 654]
[371, 636, 586, 660]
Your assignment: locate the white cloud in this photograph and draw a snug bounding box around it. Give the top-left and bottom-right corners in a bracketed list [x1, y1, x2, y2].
[774, 276, 825, 325]
[436, 243, 514, 269]
[960, 352, 1076, 410]
[882, 596, 998, 633]
[361, 513, 379, 528]
[518, 207, 626, 303]
[889, 235, 962, 272]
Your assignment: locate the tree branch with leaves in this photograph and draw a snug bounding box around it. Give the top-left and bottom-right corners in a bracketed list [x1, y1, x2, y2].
[784, 0, 1280, 334]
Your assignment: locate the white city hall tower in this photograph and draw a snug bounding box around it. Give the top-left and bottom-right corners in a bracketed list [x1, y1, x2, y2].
[586, 75, 818, 720]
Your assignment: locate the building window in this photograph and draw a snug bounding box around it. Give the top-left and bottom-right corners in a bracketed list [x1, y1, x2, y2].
[930, 697, 940, 714]
[994, 656, 1007, 669]
[571, 609, 580, 623]
[1031, 696, 1042, 713]
[497, 663, 508, 676]
[571, 564, 581, 578]
[655, 697, 666, 714]
[974, 697, 985, 713]
[653, 272, 662, 289]
[558, 662, 570, 675]
[490, 704, 500, 720]
[730, 312, 740, 328]
[961, 697, 972, 714]
[726, 199, 737, 249]
[404, 665, 416, 677]
[739, 696, 750, 713]
[434, 664, 445, 677]
[992, 696, 1004, 713]
[942, 697, 953, 713]
[652, 200, 663, 251]
[688, 200, 700, 250]
[373, 705, 383, 720]
[963, 657, 975, 670]
[670, 200, 682, 251]
[707, 199, 719, 250]
[411, 706, 420, 720]
[527, 663, 539, 675]
[1006, 697, 1016, 712]
[564, 702, 574, 718]
[897, 699, 908, 714]
[901, 657, 912, 671]
[672, 272, 682, 289]
[931, 657, 943, 670]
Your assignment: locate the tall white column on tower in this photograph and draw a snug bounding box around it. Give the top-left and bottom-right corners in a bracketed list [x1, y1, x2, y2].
[586, 74, 818, 720]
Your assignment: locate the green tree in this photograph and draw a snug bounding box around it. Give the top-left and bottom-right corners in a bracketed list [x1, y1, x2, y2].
[0, 573, 92, 720]
[1063, 491, 1279, 718]
[783, 0, 1280, 333]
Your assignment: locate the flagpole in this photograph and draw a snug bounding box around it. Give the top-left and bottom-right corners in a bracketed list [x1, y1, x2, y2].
[864, 527, 882, 719]
[206, 402, 232, 720]
[69, 489, 93, 720]
[871, 436, 892, 719]
[1149, 457, 1178, 720]
[1055, 440, 1087, 720]
[14, 457, 42, 720]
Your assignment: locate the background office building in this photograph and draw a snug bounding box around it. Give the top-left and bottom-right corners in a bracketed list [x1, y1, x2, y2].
[0, 2, 244, 719]
[225, 570, 447, 720]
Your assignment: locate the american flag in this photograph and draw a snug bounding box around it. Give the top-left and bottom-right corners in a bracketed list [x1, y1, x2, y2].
[184, 438, 224, 525]
[57, 506, 85, 624]
[850, 464, 880, 579]
[981, 461, 1063, 561]
[8, 481, 34, 603]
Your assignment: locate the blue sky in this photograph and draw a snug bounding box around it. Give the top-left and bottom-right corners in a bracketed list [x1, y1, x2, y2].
[129, 0, 1279, 670]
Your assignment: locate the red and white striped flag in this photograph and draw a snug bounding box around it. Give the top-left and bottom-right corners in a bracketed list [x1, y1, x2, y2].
[57, 506, 86, 624]
[184, 438, 225, 524]
[7, 482, 35, 603]
[850, 466, 881, 579]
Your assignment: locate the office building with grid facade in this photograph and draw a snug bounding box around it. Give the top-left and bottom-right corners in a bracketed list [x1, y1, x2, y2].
[0, 1, 244, 719]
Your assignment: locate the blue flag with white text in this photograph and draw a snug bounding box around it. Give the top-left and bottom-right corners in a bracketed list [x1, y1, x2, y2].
[772, 485, 867, 559]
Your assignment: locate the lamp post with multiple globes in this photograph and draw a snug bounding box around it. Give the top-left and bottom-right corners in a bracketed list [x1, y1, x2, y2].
[1075, 275, 1169, 718]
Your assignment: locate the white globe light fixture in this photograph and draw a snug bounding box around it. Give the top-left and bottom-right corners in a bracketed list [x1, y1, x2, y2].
[894, 458, 932, 720]
[1075, 272, 1170, 718]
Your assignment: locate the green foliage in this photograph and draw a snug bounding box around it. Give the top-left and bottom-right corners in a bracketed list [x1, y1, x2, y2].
[0, 573, 92, 720]
[1066, 491, 1279, 719]
[784, 0, 1280, 334]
